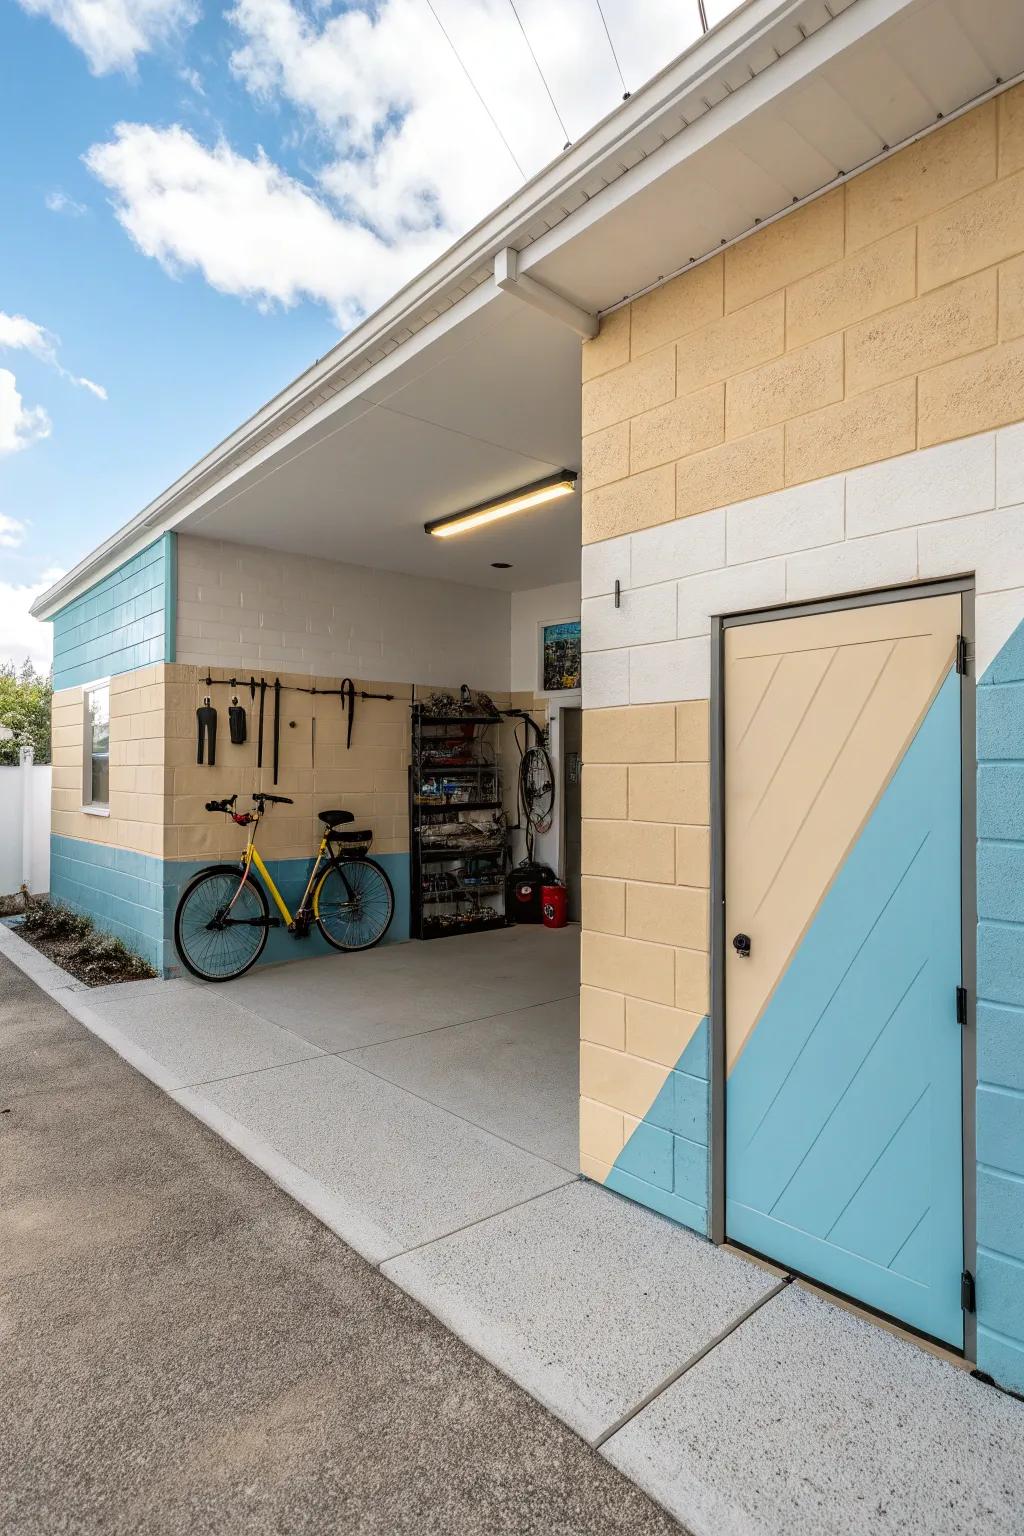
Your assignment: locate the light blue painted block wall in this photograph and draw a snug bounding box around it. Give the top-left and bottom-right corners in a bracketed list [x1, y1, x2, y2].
[976, 617, 1024, 1394]
[604, 1019, 710, 1237]
[49, 835, 167, 971]
[161, 852, 411, 973]
[49, 839, 411, 977]
[52, 533, 176, 690]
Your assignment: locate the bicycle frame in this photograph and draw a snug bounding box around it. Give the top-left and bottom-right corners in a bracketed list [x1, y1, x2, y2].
[225, 809, 345, 931]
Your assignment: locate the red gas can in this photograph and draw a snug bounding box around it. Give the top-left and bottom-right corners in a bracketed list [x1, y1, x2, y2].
[542, 883, 568, 928]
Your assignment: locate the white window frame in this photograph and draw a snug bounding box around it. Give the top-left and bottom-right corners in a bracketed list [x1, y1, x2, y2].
[81, 677, 111, 816]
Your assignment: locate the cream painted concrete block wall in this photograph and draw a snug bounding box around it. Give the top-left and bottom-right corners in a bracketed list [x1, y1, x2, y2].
[580, 90, 1024, 548]
[52, 666, 170, 859]
[175, 535, 512, 694]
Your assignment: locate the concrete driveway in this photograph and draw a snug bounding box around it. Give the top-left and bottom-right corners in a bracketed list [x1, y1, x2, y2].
[3, 920, 1023, 1536]
[0, 951, 677, 1536]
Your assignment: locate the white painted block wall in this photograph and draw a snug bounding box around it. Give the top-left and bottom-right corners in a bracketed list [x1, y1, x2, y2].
[581, 425, 1024, 706]
[176, 536, 514, 693]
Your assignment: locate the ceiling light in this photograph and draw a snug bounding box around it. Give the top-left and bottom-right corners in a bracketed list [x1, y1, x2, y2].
[424, 471, 576, 538]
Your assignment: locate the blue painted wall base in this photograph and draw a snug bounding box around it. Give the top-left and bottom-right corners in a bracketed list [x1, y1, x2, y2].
[604, 1019, 711, 1237]
[49, 835, 411, 977]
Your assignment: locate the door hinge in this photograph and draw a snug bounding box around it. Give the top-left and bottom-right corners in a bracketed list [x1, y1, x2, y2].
[961, 1269, 976, 1314]
[955, 634, 971, 675]
[956, 985, 968, 1025]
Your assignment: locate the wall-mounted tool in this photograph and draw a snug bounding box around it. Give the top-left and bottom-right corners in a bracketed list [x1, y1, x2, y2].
[197, 697, 217, 765]
[272, 677, 282, 784]
[340, 677, 356, 750]
[257, 678, 267, 768]
[228, 695, 247, 745]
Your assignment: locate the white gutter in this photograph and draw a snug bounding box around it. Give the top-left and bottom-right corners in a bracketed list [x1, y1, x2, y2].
[493, 249, 597, 338]
[33, 0, 861, 620]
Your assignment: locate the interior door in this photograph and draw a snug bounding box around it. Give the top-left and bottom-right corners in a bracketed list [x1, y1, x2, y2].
[562, 708, 582, 923]
[724, 593, 965, 1346]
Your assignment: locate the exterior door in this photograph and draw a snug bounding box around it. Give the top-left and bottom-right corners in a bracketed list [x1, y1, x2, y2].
[562, 708, 582, 923]
[723, 593, 965, 1347]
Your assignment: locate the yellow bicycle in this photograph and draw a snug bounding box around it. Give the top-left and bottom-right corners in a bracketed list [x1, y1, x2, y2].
[173, 792, 395, 982]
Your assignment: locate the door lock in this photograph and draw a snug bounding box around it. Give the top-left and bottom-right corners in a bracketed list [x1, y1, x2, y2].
[732, 933, 752, 958]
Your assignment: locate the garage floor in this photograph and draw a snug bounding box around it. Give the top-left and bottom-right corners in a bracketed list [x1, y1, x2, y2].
[5, 919, 1023, 1536]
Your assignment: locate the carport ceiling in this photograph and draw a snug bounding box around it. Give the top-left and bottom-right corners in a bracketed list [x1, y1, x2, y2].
[180, 296, 583, 593]
[36, 0, 1024, 615]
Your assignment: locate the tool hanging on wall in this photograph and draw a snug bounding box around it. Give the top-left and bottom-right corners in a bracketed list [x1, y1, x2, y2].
[228, 696, 247, 746]
[197, 698, 218, 766]
[340, 677, 356, 749]
[200, 674, 395, 761]
[272, 677, 282, 785]
[257, 679, 267, 768]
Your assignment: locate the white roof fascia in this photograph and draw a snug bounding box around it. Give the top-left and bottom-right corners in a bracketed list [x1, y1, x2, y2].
[34, 0, 882, 619]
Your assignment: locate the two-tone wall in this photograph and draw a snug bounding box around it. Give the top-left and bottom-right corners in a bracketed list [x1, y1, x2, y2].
[48, 533, 568, 973]
[578, 89, 1024, 1392]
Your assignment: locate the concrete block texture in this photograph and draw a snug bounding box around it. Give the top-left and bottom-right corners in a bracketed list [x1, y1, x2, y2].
[630, 255, 723, 358]
[603, 1282, 1024, 1536]
[578, 98, 1024, 550]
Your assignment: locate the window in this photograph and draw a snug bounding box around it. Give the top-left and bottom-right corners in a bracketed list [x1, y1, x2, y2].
[83, 682, 110, 811]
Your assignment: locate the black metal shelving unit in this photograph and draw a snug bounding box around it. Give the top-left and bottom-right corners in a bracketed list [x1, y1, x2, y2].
[409, 708, 511, 940]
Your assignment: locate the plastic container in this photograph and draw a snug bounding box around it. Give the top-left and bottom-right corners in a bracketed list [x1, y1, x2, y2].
[542, 883, 568, 929]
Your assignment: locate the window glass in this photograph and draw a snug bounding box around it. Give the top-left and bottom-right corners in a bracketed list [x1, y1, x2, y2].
[86, 685, 109, 806]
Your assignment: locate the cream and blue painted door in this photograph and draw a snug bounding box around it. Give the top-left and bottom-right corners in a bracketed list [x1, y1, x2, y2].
[724, 594, 965, 1347]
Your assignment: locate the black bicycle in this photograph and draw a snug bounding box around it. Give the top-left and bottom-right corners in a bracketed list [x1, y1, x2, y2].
[173, 793, 395, 982]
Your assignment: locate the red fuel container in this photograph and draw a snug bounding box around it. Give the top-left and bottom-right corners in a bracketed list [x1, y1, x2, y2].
[542, 883, 568, 928]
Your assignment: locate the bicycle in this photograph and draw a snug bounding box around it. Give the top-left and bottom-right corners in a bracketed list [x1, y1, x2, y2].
[173, 792, 395, 982]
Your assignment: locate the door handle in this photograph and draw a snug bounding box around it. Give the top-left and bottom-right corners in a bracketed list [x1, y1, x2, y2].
[732, 933, 751, 958]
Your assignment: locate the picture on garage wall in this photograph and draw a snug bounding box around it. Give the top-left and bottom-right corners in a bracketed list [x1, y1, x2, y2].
[541, 620, 581, 692]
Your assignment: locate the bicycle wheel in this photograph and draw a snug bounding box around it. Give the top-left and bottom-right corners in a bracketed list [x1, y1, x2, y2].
[314, 858, 395, 952]
[174, 865, 270, 982]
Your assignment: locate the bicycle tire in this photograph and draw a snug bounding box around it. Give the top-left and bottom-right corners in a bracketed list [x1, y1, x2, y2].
[314, 858, 395, 952]
[174, 864, 270, 982]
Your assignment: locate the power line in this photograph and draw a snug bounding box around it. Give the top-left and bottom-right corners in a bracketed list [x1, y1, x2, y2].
[423, 0, 526, 178]
[593, 0, 629, 99]
[507, 0, 572, 148]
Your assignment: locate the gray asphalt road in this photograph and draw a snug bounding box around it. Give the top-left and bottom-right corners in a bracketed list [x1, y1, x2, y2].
[0, 953, 681, 1535]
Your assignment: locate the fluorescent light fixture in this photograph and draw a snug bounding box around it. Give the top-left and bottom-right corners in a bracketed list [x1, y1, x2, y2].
[425, 471, 577, 538]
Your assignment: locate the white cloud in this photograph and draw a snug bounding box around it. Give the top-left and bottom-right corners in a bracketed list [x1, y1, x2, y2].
[0, 568, 61, 673]
[0, 515, 28, 549]
[17, 0, 198, 75]
[0, 310, 107, 401]
[0, 370, 51, 456]
[45, 189, 88, 216]
[85, 123, 452, 329]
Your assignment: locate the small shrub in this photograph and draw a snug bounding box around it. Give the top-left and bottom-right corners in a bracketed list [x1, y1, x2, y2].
[17, 901, 157, 986]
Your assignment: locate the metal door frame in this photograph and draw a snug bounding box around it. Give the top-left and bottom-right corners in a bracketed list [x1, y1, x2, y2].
[709, 577, 976, 1360]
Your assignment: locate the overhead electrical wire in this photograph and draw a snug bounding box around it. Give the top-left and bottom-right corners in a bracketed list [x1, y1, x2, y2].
[423, 0, 526, 178]
[593, 0, 628, 98]
[506, 0, 572, 147]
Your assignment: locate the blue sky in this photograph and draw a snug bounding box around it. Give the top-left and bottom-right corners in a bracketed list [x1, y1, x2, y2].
[0, 0, 727, 668]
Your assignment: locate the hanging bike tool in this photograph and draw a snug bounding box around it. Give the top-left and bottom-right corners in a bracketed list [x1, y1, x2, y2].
[257, 678, 267, 768]
[272, 676, 282, 784]
[197, 696, 217, 765]
[340, 677, 356, 750]
[228, 694, 247, 745]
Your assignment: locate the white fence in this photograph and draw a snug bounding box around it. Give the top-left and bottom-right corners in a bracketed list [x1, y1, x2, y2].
[0, 753, 51, 896]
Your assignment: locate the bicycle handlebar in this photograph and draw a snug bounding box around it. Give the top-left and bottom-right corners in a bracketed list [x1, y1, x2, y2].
[204, 792, 293, 814]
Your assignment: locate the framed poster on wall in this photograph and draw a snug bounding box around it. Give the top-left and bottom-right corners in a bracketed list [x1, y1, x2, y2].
[540, 619, 581, 693]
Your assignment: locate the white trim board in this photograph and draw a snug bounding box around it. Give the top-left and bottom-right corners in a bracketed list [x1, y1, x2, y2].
[580, 424, 1024, 707]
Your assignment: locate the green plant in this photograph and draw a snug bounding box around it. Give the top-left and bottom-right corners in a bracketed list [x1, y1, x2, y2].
[0, 659, 52, 766]
[19, 901, 156, 984]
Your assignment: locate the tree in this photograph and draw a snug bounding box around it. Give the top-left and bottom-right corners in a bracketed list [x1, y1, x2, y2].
[0, 659, 52, 765]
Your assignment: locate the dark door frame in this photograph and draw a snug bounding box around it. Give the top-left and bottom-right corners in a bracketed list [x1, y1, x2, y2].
[708, 576, 977, 1361]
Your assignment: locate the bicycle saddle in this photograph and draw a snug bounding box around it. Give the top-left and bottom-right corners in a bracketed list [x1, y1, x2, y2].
[318, 809, 355, 827]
